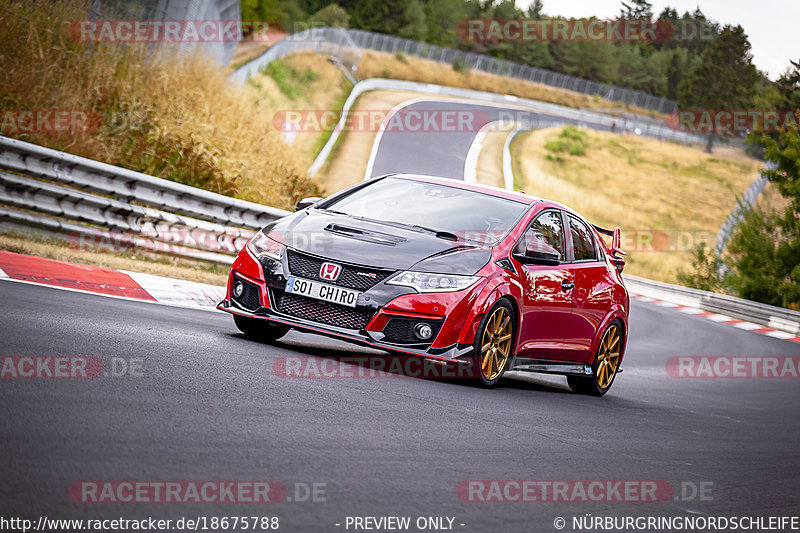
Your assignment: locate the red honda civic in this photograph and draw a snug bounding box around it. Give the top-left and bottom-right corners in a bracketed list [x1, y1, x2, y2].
[218, 174, 629, 395]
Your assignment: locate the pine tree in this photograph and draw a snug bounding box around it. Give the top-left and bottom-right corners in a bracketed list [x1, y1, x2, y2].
[677, 25, 760, 152]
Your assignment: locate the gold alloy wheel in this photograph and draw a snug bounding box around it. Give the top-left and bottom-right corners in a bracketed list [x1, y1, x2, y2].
[595, 324, 622, 389]
[480, 307, 513, 381]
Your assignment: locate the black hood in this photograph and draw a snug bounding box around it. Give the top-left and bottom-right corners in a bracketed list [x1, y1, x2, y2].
[265, 210, 492, 275]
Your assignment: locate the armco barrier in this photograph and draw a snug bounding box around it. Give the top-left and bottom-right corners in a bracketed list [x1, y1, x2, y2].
[0, 136, 290, 263]
[624, 274, 800, 335]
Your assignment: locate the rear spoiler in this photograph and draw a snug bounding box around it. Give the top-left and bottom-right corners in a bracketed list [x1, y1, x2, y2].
[591, 224, 614, 237]
[592, 224, 626, 273]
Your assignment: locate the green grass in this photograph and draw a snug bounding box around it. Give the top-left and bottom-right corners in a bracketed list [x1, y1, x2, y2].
[545, 126, 589, 159]
[264, 59, 319, 100]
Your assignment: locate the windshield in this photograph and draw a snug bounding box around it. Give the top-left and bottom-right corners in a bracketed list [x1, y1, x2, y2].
[321, 177, 528, 245]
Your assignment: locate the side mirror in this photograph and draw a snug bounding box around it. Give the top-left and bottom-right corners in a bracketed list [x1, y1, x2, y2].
[295, 197, 324, 211]
[514, 237, 561, 266]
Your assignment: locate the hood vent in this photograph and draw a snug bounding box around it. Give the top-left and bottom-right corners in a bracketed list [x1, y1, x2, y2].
[324, 223, 407, 246]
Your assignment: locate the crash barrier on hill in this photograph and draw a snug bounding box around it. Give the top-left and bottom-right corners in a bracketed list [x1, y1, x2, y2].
[0, 136, 289, 264]
[625, 273, 800, 335]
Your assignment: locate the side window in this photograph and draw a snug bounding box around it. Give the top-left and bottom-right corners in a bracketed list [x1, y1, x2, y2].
[569, 215, 597, 261]
[515, 210, 566, 261]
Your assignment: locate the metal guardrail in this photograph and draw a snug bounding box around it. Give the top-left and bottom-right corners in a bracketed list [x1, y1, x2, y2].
[502, 127, 525, 191]
[231, 27, 361, 84]
[231, 27, 677, 114]
[624, 274, 800, 335]
[0, 136, 290, 263]
[715, 161, 775, 256]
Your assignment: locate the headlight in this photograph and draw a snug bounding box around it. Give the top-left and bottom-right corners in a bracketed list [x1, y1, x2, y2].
[247, 231, 283, 261]
[386, 271, 480, 293]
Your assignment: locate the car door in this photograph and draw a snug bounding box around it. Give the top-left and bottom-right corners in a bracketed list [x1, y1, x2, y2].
[561, 214, 614, 362]
[512, 209, 575, 361]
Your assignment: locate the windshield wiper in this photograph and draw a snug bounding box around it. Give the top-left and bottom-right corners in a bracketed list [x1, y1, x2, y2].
[405, 224, 461, 242]
[319, 208, 349, 216]
[319, 210, 465, 242]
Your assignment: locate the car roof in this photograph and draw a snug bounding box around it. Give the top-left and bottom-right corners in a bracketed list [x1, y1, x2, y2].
[386, 173, 542, 205]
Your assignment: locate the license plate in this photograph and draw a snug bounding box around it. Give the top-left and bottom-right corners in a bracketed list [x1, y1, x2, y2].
[285, 276, 361, 308]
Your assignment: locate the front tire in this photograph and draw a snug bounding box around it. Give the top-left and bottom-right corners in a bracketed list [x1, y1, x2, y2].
[233, 314, 290, 342]
[472, 299, 516, 387]
[568, 320, 623, 396]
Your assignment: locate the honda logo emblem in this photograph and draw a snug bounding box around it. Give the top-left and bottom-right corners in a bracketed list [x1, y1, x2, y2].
[319, 262, 342, 281]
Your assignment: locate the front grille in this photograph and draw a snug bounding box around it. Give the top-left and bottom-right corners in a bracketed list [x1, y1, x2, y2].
[232, 276, 261, 311]
[274, 291, 374, 330]
[286, 250, 394, 291]
[382, 317, 443, 345]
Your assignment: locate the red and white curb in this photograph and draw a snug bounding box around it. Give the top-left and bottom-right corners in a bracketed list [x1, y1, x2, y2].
[0, 250, 224, 311]
[629, 293, 800, 344]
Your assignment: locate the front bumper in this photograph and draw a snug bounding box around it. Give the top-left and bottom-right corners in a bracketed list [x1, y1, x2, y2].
[217, 297, 475, 362]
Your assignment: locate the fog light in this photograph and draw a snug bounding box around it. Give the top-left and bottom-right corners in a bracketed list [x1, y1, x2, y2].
[414, 323, 434, 340]
[233, 280, 244, 298]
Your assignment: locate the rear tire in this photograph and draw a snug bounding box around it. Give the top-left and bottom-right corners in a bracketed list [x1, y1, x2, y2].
[568, 320, 623, 396]
[471, 299, 516, 388]
[233, 314, 290, 342]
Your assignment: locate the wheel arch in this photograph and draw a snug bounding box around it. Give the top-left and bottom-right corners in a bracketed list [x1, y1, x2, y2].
[587, 310, 628, 365]
[455, 278, 520, 346]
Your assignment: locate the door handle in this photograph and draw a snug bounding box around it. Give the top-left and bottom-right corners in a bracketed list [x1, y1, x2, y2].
[561, 282, 575, 291]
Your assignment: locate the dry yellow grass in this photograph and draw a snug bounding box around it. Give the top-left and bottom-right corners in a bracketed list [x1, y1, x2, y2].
[0, 234, 228, 285]
[242, 52, 352, 169]
[358, 51, 663, 119]
[511, 127, 764, 283]
[0, 0, 319, 211]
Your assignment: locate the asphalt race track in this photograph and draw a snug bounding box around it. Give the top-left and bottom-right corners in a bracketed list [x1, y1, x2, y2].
[2, 96, 799, 531]
[2, 278, 800, 531]
[367, 99, 613, 179]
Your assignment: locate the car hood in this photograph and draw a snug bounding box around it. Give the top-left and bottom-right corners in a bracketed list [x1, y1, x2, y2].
[265, 210, 492, 275]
